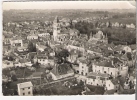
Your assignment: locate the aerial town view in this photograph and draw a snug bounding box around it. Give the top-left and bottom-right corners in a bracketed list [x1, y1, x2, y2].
[2, 1, 136, 96]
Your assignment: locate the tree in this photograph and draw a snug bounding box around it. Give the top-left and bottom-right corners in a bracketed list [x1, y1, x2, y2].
[28, 41, 36, 52]
[56, 49, 70, 63]
[127, 52, 132, 61]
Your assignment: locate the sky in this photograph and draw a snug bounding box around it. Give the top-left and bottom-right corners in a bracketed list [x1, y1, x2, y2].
[2, 1, 136, 10]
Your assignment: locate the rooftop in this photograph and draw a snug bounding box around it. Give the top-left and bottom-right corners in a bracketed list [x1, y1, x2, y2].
[17, 81, 33, 89]
[87, 72, 109, 79]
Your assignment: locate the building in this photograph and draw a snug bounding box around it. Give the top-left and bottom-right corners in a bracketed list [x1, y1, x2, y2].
[105, 79, 120, 90]
[92, 58, 128, 78]
[2, 60, 14, 69]
[10, 37, 23, 47]
[17, 81, 33, 96]
[86, 72, 110, 87]
[53, 16, 61, 41]
[78, 57, 92, 76]
[27, 33, 38, 40]
[88, 30, 108, 44]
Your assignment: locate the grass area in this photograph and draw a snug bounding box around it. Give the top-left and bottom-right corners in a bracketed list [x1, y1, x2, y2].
[2, 67, 45, 78]
[86, 85, 105, 95]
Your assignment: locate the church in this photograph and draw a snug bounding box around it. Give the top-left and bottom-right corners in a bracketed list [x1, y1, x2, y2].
[53, 16, 69, 42]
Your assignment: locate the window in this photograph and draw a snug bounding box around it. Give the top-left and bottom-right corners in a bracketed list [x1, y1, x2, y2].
[28, 91, 30, 94]
[97, 84, 98, 86]
[28, 87, 30, 89]
[23, 93, 25, 95]
[22, 88, 24, 90]
[104, 71, 106, 73]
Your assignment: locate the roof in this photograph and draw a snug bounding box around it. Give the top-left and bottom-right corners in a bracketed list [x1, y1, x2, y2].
[94, 60, 114, 68]
[17, 81, 33, 89]
[130, 44, 136, 50]
[19, 59, 30, 63]
[104, 89, 117, 95]
[32, 72, 43, 77]
[87, 72, 109, 79]
[113, 45, 124, 51]
[111, 78, 119, 85]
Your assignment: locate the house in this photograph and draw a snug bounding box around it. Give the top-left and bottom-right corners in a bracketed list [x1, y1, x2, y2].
[3, 46, 11, 56]
[69, 29, 79, 39]
[105, 79, 120, 91]
[36, 55, 49, 65]
[67, 49, 79, 63]
[114, 22, 119, 27]
[2, 60, 14, 69]
[92, 58, 128, 78]
[19, 59, 32, 67]
[122, 46, 132, 53]
[14, 61, 22, 67]
[36, 43, 47, 52]
[38, 33, 50, 37]
[17, 44, 28, 52]
[10, 37, 23, 47]
[78, 57, 92, 76]
[130, 23, 135, 29]
[113, 45, 125, 54]
[17, 81, 33, 96]
[86, 72, 109, 87]
[27, 33, 38, 40]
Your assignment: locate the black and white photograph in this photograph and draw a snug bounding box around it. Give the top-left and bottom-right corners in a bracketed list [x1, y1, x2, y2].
[2, 1, 136, 96]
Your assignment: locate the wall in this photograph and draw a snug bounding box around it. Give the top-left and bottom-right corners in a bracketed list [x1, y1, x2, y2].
[105, 80, 115, 90]
[18, 86, 33, 96]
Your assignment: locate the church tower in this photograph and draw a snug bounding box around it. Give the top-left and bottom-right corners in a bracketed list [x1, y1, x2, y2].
[53, 16, 61, 41]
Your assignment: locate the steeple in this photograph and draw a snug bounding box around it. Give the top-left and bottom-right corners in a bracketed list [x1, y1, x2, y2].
[54, 16, 59, 23]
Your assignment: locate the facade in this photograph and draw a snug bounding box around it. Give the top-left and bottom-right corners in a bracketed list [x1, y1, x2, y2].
[92, 58, 128, 78]
[53, 16, 61, 41]
[86, 72, 109, 86]
[17, 81, 33, 96]
[105, 79, 119, 91]
[10, 39, 23, 47]
[2, 60, 14, 69]
[27, 34, 38, 40]
[78, 57, 92, 76]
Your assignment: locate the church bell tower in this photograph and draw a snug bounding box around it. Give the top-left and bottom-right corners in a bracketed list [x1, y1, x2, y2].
[53, 16, 61, 41]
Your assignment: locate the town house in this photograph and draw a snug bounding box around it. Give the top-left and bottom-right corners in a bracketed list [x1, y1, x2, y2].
[92, 58, 128, 78]
[86, 72, 110, 87]
[78, 57, 92, 76]
[17, 81, 33, 96]
[27, 33, 38, 40]
[10, 37, 23, 47]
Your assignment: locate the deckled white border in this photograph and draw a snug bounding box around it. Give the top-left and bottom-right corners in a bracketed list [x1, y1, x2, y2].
[0, 1, 136, 100]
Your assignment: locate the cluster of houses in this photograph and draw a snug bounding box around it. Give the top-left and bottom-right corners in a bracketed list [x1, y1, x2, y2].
[2, 16, 136, 95]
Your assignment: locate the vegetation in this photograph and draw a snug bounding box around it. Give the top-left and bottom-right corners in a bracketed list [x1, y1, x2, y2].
[28, 41, 36, 52]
